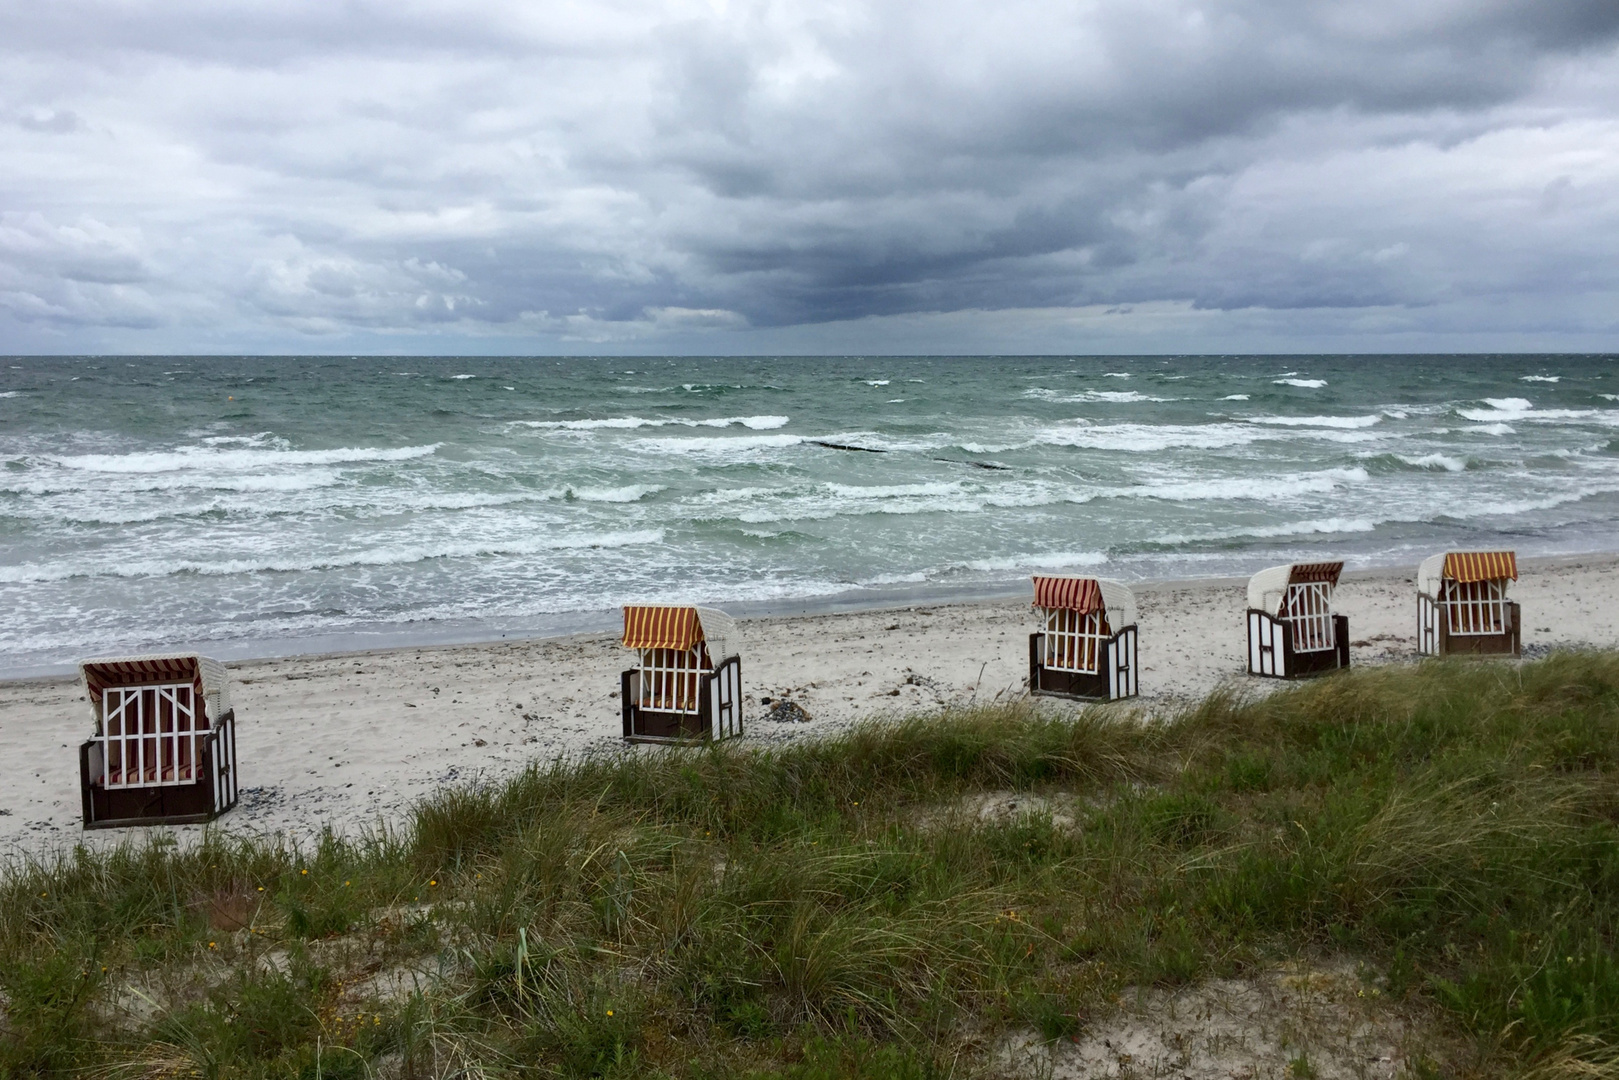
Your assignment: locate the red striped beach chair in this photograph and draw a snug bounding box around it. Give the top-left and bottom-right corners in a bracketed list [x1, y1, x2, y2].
[78, 653, 239, 828]
[1417, 551, 1520, 657]
[1028, 576, 1139, 701]
[620, 605, 743, 743]
[1246, 562, 1350, 678]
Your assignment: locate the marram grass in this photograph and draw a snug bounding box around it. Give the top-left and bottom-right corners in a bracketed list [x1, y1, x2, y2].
[6, 654, 1619, 1077]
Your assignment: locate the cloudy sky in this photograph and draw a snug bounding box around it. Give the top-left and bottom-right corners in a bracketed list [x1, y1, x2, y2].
[4, 0, 1618, 355]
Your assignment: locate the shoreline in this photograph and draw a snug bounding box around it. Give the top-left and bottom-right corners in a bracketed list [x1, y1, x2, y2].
[4, 552, 1619, 854]
[5, 547, 1618, 684]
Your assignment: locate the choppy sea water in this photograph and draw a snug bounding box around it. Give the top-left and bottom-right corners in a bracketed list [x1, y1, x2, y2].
[1, 354, 1616, 674]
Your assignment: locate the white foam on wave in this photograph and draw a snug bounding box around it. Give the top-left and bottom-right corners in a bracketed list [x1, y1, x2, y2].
[518, 415, 788, 431]
[0, 391, 20, 398]
[1250, 414, 1380, 429]
[0, 529, 668, 585]
[865, 379, 890, 386]
[1521, 375, 1561, 382]
[1398, 453, 1467, 472]
[48, 443, 440, 474]
[2, 469, 344, 497]
[964, 551, 1107, 572]
[1025, 388, 1170, 404]
[1274, 378, 1328, 388]
[451, 374, 476, 380]
[1470, 423, 1516, 436]
[1120, 467, 1367, 503]
[1103, 372, 1130, 378]
[636, 433, 804, 456]
[568, 484, 664, 503]
[1223, 394, 1249, 401]
[825, 481, 964, 499]
[1152, 517, 1377, 545]
[1457, 398, 1596, 423]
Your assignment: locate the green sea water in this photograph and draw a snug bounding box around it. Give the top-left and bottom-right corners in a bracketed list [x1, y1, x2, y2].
[1, 354, 1615, 673]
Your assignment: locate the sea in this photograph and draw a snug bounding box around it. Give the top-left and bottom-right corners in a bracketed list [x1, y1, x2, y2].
[1, 354, 1616, 676]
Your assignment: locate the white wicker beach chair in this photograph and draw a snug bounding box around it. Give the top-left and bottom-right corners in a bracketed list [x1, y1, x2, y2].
[1416, 551, 1520, 657]
[77, 652, 239, 828]
[620, 606, 742, 742]
[1028, 575, 1139, 700]
[1245, 562, 1349, 678]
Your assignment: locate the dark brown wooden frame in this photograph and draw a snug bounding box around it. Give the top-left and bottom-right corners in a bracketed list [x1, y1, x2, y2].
[1247, 611, 1350, 679]
[1418, 595, 1521, 658]
[1028, 625, 1139, 702]
[80, 709, 239, 829]
[622, 655, 743, 744]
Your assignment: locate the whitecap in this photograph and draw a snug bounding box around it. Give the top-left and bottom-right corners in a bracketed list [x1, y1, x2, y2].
[1521, 375, 1561, 382]
[1470, 423, 1516, 436]
[865, 379, 890, 386]
[567, 484, 664, 503]
[1250, 415, 1380, 429]
[1102, 372, 1130, 378]
[1397, 453, 1467, 472]
[450, 374, 476, 380]
[964, 551, 1108, 572]
[1222, 394, 1249, 401]
[1274, 378, 1327, 388]
[48, 443, 440, 474]
[636, 433, 804, 456]
[1119, 467, 1367, 503]
[0, 529, 668, 584]
[0, 391, 19, 398]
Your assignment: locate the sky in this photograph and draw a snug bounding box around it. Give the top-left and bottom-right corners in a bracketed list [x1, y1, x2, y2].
[3, 0, 1618, 356]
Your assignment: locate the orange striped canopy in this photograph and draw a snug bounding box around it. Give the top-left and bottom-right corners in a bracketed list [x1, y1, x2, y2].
[1032, 576, 1103, 614]
[1444, 551, 1518, 583]
[622, 606, 704, 651]
[1288, 561, 1344, 586]
[82, 656, 203, 707]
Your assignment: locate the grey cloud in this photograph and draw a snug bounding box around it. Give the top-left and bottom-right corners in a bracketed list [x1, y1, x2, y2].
[0, 0, 1615, 351]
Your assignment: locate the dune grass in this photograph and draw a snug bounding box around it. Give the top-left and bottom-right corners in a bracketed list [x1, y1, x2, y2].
[6, 653, 1619, 1077]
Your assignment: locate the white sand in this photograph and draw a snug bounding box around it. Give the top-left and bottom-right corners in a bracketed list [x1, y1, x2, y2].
[4, 554, 1617, 854]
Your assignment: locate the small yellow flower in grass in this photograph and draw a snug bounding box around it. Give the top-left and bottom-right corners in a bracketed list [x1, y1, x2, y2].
[606, 1009, 614, 1017]
[429, 879, 438, 886]
[344, 881, 350, 887]
[301, 869, 308, 876]
[208, 942, 217, 949]
[257, 886, 264, 892]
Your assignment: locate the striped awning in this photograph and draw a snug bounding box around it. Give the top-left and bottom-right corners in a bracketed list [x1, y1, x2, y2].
[1288, 561, 1344, 587]
[1032, 576, 1103, 614]
[1444, 551, 1517, 583]
[622, 606, 704, 651]
[82, 656, 203, 706]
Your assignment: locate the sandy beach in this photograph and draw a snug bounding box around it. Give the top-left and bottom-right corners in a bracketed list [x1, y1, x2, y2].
[4, 554, 1618, 854]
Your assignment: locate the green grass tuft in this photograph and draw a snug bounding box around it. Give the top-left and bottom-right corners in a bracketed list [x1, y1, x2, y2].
[6, 652, 1619, 1076]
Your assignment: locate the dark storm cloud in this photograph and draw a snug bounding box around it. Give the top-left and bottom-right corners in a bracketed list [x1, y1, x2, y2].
[0, 0, 1615, 351]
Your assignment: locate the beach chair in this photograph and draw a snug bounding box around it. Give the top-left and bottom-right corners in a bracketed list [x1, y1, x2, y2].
[1417, 551, 1520, 657]
[620, 605, 743, 743]
[77, 653, 239, 828]
[1246, 562, 1350, 678]
[1028, 576, 1139, 701]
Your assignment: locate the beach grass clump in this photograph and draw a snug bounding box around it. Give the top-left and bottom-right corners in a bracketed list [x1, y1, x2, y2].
[5, 653, 1619, 1076]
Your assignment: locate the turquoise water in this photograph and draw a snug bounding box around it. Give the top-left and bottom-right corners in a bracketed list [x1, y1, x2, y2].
[1, 354, 1616, 673]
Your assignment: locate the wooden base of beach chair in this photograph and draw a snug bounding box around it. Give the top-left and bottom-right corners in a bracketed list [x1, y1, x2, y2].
[1247, 612, 1350, 679]
[1418, 597, 1521, 658]
[1028, 627, 1139, 702]
[79, 710, 239, 829]
[621, 656, 744, 744]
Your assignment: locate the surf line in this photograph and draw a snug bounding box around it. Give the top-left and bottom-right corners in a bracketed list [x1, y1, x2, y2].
[810, 439, 1010, 471]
